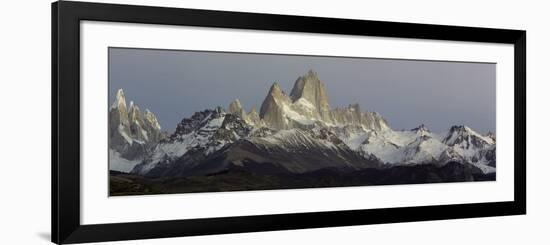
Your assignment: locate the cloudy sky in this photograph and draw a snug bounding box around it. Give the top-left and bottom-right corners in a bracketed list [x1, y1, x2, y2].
[109, 47, 496, 134]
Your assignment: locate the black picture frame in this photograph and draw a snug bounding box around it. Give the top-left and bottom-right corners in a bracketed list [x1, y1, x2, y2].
[52, 1, 526, 244]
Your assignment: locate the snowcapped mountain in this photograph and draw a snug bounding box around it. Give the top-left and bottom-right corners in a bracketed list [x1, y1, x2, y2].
[338, 124, 496, 173]
[119, 70, 495, 178]
[440, 125, 496, 172]
[109, 89, 165, 172]
[132, 107, 254, 176]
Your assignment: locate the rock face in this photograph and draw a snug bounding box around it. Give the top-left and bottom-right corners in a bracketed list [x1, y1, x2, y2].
[259, 82, 293, 129]
[246, 106, 262, 126]
[257, 70, 390, 131]
[289, 70, 332, 122]
[109, 89, 165, 171]
[109, 89, 131, 155]
[331, 105, 389, 131]
[228, 99, 247, 119]
[228, 99, 265, 127]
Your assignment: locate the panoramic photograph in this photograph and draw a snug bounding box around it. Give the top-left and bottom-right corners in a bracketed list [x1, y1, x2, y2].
[108, 47, 496, 196]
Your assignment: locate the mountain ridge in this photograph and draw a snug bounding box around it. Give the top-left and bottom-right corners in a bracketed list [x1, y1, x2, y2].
[109, 70, 496, 179]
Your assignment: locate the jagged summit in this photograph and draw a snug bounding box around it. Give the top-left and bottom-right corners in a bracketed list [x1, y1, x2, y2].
[289, 70, 331, 120]
[259, 82, 291, 129]
[446, 125, 476, 139]
[331, 104, 362, 126]
[449, 125, 471, 132]
[246, 106, 262, 126]
[172, 108, 224, 137]
[257, 70, 390, 131]
[228, 98, 246, 119]
[262, 82, 288, 104]
[144, 109, 161, 131]
[110, 89, 130, 130]
[226, 99, 265, 126]
[443, 125, 494, 147]
[111, 89, 161, 131]
[128, 101, 140, 120]
[108, 89, 165, 172]
[228, 98, 242, 110]
[263, 82, 288, 102]
[112, 88, 127, 109]
[271, 82, 279, 88]
[411, 124, 430, 133]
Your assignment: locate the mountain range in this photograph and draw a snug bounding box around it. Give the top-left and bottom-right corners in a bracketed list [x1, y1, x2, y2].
[109, 70, 496, 194]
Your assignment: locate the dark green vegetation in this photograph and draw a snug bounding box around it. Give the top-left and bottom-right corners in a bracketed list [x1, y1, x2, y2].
[109, 161, 495, 196]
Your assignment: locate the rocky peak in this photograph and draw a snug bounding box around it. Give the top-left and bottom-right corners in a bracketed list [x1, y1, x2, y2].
[411, 124, 430, 134]
[448, 125, 484, 137]
[246, 106, 262, 126]
[218, 113, 253, 140]
[259, 82, 293, 129]
[444, 125, 470, 143]
[261, 82, 290, 108]
[228, 98, 243, 113]
[128, 102, 152, 143]
[111, 89, 130, 126]
[173, 109, 225, 137]
[141, 108, 164, 143]
[228, 98, 246, 119]
[269, 82, 283, 95]
[443, 125, 492, 147]
[127, 101, 142, 122]
[289, 70, 331, 120]
[109, 89, 165, 161]
[359, 111, 390, 131]
[449, 125, 469, 132]
[112, 89, 127, 109]
[331, 104, 363, 126]
[144, 109, 161, 131]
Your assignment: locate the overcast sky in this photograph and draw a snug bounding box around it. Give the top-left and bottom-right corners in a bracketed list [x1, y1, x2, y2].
[109, 47, 496, 134]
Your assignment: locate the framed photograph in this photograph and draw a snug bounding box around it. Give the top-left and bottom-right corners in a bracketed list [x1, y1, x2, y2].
[52, 1, 526, 244]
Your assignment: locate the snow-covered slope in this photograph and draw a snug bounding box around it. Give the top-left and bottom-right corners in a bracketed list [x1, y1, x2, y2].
[440, 125, 496, 173]
[333, 123, 496, 173]
[132, 108, 254, 175]
[133, 125, 378, 177]
[240, 128, 378, 173]
[109, 149, 142, 173]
